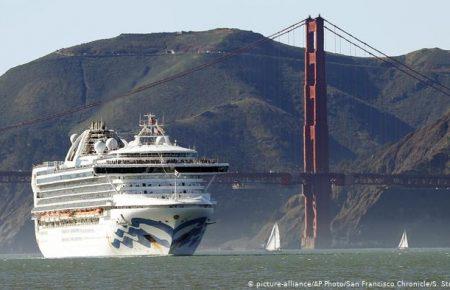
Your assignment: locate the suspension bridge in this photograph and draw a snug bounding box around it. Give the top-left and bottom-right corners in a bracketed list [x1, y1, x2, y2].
[0, 15, 449, 249]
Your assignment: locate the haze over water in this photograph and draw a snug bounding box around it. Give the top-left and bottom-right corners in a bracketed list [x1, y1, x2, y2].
[2, 249, 450, 289]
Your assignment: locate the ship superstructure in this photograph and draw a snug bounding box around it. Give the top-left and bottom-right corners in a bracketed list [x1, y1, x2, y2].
[31, 114, 228, 258]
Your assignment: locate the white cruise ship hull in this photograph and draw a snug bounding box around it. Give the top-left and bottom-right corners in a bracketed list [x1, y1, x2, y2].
[31, 115, 228, 258]
[35, 205, 213, 258]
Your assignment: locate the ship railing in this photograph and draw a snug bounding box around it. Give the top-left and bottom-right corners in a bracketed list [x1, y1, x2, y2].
[33, 161, 65, 169]
[32, 200, 112, 213]
[38, 217, 100, 228]
[117, 192, 209, 199]
[33, 157, 221, 175]
[36, 191, 113, 205]
[35, 163, 95, 176]
[103, 158, 219, 165]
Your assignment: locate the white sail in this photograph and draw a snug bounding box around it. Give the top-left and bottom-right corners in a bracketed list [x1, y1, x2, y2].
[398, 230, 409, 249]
[265, 223, 281, 251]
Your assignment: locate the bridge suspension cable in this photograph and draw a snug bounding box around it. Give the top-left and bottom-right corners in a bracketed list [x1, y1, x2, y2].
[2, 16, 448, 133]
[0, 19, 307, 133]
[323, 19, 450, 98]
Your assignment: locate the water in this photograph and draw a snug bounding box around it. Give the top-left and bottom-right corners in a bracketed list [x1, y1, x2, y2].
[1, 249, 450, 289]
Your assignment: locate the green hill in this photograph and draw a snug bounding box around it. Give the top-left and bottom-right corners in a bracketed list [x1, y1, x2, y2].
[0, 29, 448, 252]
[249, 111, 449, 249]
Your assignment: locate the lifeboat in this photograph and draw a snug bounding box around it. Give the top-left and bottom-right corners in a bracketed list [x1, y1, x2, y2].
[73, 208, 103, 217]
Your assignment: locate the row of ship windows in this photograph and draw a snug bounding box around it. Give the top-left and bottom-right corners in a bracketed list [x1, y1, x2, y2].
[130, 190, 197, 194]
[37, 182, 201, 198]
[37, 193, 111, 205]
[114, 204, 212, 209]
[38, 218, 100, 228]
[119, 153, 196, 158]
[117, 175, 202, 179]
[95, 166, 226, 174]
[36, 169, 56, 177]
[105, 159, 216, 165]
[35, 201, 109, 212]
[37, 184, 113, 198]
[126, 182, 200, 187]
[37, 177, 190, 190]
[36, 172, 93, 184]
[106, 159, 191, 165]
[37, 173, 204, 186]
[36, 189, 201, 205]
[37, 177, 108, 190]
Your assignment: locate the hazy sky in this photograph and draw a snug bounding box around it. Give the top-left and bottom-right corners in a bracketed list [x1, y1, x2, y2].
[0, 0, 449, 75]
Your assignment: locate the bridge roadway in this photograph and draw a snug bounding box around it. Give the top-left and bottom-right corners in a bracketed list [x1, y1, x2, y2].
[1, 170, 449, 189]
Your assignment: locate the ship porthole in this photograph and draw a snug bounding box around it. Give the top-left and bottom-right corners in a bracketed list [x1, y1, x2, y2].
[173, 215, 179, 220]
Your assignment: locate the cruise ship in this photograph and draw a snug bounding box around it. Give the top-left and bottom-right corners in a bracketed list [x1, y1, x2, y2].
[31, 114, 228, 258]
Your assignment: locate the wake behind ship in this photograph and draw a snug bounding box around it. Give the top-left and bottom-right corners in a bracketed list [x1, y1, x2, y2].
[31, 114, 228, 258]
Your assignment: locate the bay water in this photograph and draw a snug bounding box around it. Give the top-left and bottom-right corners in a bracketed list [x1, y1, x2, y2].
[1, 249, 450, 289]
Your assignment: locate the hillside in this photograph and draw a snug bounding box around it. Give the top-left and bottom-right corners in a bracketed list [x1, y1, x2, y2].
[0, 29, 448, 252]
[332, 111, 450, 247]
[250, 111, 449, 249]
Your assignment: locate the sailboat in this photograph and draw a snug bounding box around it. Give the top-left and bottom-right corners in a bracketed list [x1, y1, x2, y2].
[398, 230, 409, 250]
[265, 223, 281, 252]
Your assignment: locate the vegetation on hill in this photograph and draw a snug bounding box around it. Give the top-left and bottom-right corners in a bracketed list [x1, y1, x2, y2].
[0, 28, 448, 251]
[251, 112, 449, 249]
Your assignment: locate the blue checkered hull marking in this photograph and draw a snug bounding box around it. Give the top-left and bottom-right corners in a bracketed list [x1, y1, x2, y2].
[111, 217, 207, 252]
[170, 218, 207, 254]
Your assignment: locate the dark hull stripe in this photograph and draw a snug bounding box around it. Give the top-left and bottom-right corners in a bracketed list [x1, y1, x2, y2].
[94, 166, 228, 174]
